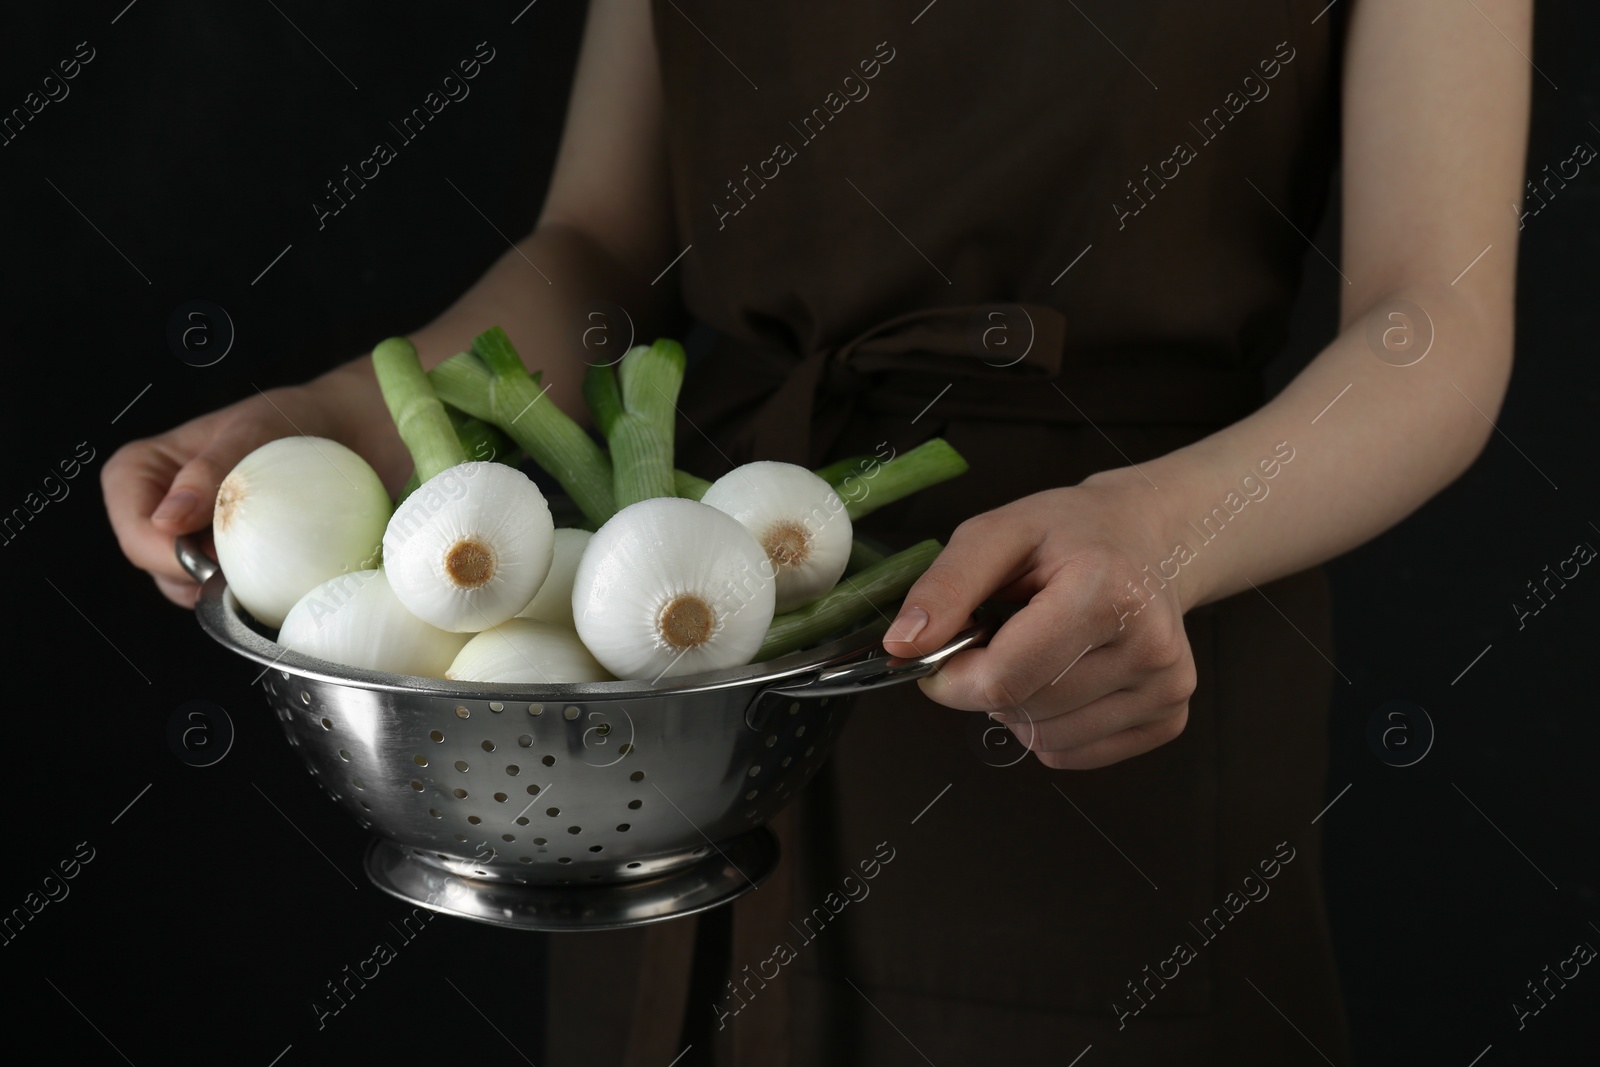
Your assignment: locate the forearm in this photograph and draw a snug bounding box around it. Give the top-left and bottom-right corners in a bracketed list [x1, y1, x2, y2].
[1086, 283, 1513, 612]
[315, 222, 682, 483]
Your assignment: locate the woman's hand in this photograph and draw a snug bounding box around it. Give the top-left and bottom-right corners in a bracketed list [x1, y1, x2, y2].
[101, 364, 408, 609]
[882, 475, 1198, 770]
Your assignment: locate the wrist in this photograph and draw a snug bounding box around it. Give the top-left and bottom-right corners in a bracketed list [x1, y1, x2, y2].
[1079, 461, 1218, 613]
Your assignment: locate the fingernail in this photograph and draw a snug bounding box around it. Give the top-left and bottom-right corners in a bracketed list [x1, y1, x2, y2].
[152, 489, 197, 524]
[890, 607, 928, 644]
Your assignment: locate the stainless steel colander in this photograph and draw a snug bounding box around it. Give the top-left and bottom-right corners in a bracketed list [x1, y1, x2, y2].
[178, 537, 987, 930]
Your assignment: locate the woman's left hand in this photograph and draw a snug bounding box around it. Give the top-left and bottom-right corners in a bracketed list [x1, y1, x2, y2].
[882, 475, 1198, 770]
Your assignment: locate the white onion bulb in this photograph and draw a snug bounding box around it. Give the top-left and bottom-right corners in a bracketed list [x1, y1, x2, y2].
[445, 618, 612, 683]
[278, 569, 469, 677]
[701, 460, 853, 612]
[516, 528, 592, 629]
[382, 462, 555, 633]
[213, 436, 391, 628]
[572, 497, 776, 680]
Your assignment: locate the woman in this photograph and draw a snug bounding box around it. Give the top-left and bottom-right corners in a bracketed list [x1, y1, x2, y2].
[103, 0, 1530, 1062]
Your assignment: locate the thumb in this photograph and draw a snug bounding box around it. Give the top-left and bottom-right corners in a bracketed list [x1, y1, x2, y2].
[149, 416, 281, 535]
[150, 450, 232, 534]
[883, 515, 1034, 658]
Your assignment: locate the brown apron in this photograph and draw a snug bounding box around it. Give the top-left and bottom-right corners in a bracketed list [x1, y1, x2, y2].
[549, 3, 1352, 1063]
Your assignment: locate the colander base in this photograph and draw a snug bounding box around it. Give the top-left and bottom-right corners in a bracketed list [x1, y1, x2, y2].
[363, 828, 779, 931]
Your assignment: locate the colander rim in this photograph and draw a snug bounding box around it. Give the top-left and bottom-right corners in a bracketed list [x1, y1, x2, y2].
[195, 569, 893, 701]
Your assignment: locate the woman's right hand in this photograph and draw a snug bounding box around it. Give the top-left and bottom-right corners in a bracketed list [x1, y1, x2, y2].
[101, 365, 407, 609]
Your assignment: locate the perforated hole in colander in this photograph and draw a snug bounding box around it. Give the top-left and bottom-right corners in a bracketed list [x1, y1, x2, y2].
[629, 771, 644, 782]
[566, 826, 581, 835]
[489, 701, 503, 712]
[542, 755, 556, 767]
[320, 717, 332, 730]
[628, 799, 642, 809]
[515, 816, 530, 825]
[481, 740, 495, 752]
[528, 704, 544, 716]
[502, 834, 515, 842]
[616, 823, 630, 832]
[430, 730, 445, 743]
[493, 792, 508, 803]
[526, 784, 541, 795]
[505, 765, 520, 776]
[413, 755, 427, 766]
[410, 780, 424, 791]
[338, 749, 351, 761]
[454, 759, 470, 772]
[517, 734, 533, 748]
[533, 837, 547, 845]
[452, 788, 468, 799]
[455, 706, 470, 719]
[546, 807, 560, 817]
[563, 706, 580, 720]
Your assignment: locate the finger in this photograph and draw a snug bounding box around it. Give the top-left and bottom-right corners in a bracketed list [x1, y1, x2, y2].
[152, 423, 262, 535]
[917, 579, 1120, 715]
[883, 512, 1038, 658]
[106, 414, 280, 585]
[1006, 683, 1176, 750]
[102, 441, 192, 581]
[1029, 708, 1189, 771]
[155, 572, 203, 609]
[922, 644, 1119, 716]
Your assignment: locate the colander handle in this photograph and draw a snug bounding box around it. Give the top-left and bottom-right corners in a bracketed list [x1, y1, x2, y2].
[175, 534, 219, 584]
[766, 612, 997, 699]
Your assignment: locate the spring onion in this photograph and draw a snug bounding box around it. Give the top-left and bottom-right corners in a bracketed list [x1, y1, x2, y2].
[571, 496, 775, 680]
[516, 527, 591, 629]
[446, 618, 612, 683]
[212, 436, 391, 628]
[397, 408, 521, 504]
[374, 337, 555, 632]
[278, 568, 470, 676]
[701, 461, 853, 613]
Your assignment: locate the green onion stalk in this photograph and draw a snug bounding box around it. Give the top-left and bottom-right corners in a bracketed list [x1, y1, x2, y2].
[756, 539, 941, 660]
[471, 326, 617, 527]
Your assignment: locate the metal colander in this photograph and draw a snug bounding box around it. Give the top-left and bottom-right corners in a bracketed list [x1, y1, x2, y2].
[179, 537, 985, 930]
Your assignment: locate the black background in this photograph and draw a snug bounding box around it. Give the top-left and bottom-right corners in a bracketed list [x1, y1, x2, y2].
[1, 2, 1596, 1064]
